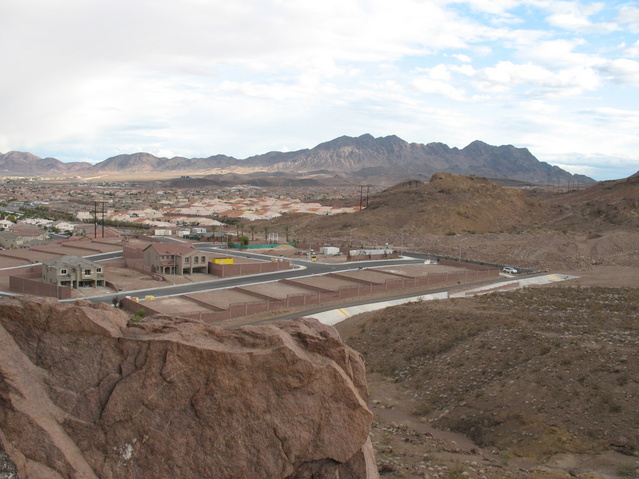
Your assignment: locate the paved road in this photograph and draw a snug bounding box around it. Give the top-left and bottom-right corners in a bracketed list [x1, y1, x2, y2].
[88, 251, 123, 261]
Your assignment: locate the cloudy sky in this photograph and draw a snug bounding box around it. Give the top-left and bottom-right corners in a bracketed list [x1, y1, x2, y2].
[1, 0, 638, 180]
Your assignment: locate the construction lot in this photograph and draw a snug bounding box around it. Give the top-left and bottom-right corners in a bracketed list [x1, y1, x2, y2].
[128, 262, 493, 324]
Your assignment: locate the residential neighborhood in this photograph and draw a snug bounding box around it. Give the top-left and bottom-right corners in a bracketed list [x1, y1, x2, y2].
[0, 181, 363, 241]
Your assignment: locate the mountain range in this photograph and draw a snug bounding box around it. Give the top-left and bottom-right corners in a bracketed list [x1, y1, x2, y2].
[0, 134, 595, 185]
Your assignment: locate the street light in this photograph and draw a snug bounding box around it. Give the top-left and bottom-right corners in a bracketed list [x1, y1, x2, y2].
[458, 237, 469, 263]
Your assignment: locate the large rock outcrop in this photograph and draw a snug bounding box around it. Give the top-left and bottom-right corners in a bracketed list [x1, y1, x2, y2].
[0, 297, 378, 478]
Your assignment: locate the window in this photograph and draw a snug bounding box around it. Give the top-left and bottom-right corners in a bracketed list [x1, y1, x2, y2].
[193, 256, 198, 264]
[60, 269, 67, 275]
[84, 269, 91, 276]
[96, 267, 102, 273]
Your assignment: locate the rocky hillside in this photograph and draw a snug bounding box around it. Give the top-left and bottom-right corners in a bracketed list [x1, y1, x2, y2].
[1, 134, 593, 185]
[0, 297, 378, 479]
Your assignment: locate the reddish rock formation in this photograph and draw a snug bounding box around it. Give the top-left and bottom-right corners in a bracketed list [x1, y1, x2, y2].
[0, 297, 378, 478]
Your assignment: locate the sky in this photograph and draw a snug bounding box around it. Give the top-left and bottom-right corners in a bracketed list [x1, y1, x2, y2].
[1, 0, 638, 181]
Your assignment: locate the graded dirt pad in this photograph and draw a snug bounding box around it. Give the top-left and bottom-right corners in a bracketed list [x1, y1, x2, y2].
[335, 284, 639, 479]
[377, 263, 462, 277]
[289, 275, 359, 291]
[146, 296, 212, 315]
[0, 254, 31, 268]
[186, 288, 259, 309]
[245, 281, 312, 299]
[103, 268, 221, 293]
[0, 249, 61, 264]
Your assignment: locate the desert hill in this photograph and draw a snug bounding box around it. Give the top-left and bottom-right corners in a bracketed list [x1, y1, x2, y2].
[336, 286, 639, 478]
[0, 151, 91, 175]
[0, 135, 594, 185]
[268, 170, 639, 242]
[364, 173, 544, 234]
[279, 173, 546, 237]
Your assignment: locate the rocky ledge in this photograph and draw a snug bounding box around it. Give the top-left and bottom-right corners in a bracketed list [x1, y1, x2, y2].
[0, 297, 378, 478]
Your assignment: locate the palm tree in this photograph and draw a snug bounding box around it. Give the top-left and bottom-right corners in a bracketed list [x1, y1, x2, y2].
[283, 225, 290, 243]
[249, 224, 256, 241]
[263, 225, 269, 242]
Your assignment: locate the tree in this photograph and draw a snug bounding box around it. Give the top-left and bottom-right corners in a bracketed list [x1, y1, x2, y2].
[238, 235, 249, 248]
[263, 225, 269, 242]
[283, 225, 290, 243]
[249, 224, 256, 241]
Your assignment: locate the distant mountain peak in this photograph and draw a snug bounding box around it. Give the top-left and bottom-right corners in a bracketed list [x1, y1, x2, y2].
[0, 136, 596, 184]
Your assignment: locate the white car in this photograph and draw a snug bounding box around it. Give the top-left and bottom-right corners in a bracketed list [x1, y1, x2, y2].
[502, 266, 518, 274]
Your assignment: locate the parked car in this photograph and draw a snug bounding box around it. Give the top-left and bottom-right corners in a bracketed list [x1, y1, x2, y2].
[502, 266, 518, 274]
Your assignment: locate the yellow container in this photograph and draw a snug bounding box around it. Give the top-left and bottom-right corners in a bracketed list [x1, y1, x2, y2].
[145, 295, 155, 301]
[213, 258, 234, 265]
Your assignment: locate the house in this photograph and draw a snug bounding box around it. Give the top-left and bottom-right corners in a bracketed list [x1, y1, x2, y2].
[52, 220, 82, 234]
[41, 255, 106, 289]
[0, 229, 49, 249]
[143, 243, 210, 275]
[0, 219, 14, 230]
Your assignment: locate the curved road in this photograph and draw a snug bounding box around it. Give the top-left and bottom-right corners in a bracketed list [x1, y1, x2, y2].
[72, 245, 430, 305]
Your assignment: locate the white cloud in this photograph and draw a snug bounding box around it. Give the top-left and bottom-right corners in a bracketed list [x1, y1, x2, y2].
[452, 53, 473, 62]
[528, 0, 617, 33]
[598, 58, 639, 85]
[622, 40, 639, 58]
[617, 5, 639, 33]
[451, 60, 601, 97]
[412, 77, 468, 101]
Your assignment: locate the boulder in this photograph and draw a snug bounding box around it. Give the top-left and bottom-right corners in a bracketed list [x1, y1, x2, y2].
[0, 297, 378, 478]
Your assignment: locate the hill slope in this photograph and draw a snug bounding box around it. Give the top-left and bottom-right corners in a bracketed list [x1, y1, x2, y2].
[288, 173, 546, 236]
[337, 286, 639, 478]
[544, 172, 639, 228]
[0, 151, 91, 175]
